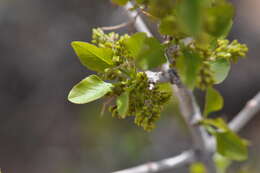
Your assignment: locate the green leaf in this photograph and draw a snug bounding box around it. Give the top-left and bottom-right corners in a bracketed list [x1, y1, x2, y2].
[200, 118, 229, 132]
[138, 37, 166, 69]
[116, 91, 129, 118]
[176, 0, 204, 36]
[68, 75, 113, 104]
[111, 0, 129, 5]
[176, 48, 202, 89]
[159, 16, 176, 36]
[159, 16, 187, 38]
[201, 118, 248, 161]
[124, 32, 147, 57]
[136, 0, 145, 4]
[204, 87, 224, 116]
[147, 0, 175, 18]
[213, 153, 232, 173]
[190, 162, 207, 173]
[210, 58, 231, 84]
[71, 41, 114, 72]
[205, 2, 234, 38]
[220, 20, 233, 39]
[216, 131, 248, 161]
[124, 32, 166, 70]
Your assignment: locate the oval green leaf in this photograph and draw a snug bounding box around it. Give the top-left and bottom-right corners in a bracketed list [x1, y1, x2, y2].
[210, 58, 231, 84]
[205, 2, 234, 38]
[71, 41, 114, 72]
[204, 87, 224, 116]
[124, 32, 166, 70]
[176, 0, 204, 36]
[68, 75, 113, 104]
[124, 32, 146, 58]
[176, 48, 202, 90]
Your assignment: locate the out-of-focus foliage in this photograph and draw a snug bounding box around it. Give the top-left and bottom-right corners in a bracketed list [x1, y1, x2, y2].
[216, 131, 248, 161]
[190, 162, 207, 173]
[201, 118, 248, 162]
[213, 153, 232, 173]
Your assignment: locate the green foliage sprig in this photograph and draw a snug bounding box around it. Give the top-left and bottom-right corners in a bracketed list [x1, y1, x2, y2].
[68, 0, 248, 128]
[68, 0, 250, 168]
[69, 28, 171, 131]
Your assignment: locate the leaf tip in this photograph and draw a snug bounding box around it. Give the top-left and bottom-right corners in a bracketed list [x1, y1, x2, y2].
[67, 90, 81, 104]
[71, 41, 81, 48]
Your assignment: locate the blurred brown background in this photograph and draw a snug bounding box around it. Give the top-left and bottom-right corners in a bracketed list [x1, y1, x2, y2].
[0, 0, 259, 173]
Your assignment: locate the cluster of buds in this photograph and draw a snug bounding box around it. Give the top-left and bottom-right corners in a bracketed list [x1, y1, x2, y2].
[109, 72, 171, 131]
[197, 61, 215, 90]
[212, 39, 248, 62]
[92, 29, 171, 131]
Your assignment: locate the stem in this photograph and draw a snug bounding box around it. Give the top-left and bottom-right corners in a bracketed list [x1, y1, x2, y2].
[112, 150, 195, 173]
[171, 85, 215, 172]
[101, 16, 137, 31]
[229, 92, 260, 132]
[123, 3, 152, 37]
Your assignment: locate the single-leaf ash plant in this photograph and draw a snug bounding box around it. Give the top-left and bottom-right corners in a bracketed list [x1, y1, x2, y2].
[67, 0, 260, 173]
